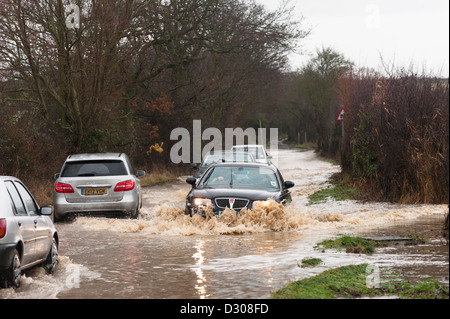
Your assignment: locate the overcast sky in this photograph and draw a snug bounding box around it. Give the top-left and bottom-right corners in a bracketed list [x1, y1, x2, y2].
[257, 0, 449, 75]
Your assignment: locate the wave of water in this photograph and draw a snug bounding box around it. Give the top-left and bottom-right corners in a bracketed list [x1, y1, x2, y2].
[71, 199, 448, 237]
[0, 256, 100, 299]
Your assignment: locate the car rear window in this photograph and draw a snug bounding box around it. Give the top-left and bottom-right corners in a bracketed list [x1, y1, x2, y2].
[61, 160, 128, 177]
[233, 146, 266, 159]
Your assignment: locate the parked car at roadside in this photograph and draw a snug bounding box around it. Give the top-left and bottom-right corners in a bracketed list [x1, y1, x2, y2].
[53, 153, 146, 221]
[0, 176, 58, 289]
[190, 150, 256, 178]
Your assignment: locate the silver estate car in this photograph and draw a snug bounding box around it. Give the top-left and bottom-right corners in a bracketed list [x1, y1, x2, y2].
[0, 176, 58, 289]
[53, 153, 145, 221]
[231, 145, 272, 164]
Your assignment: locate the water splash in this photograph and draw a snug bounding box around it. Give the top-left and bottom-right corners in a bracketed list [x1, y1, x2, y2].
[72, 198, 448, 237]
[0, 256, 100, 299]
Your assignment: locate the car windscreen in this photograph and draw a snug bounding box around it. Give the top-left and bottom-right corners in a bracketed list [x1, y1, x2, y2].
[61, 160, 128, 177]
[199, 166, 279, 190]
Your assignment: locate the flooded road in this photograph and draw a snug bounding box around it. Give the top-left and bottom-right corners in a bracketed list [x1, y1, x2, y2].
[1, 148, 448, 299]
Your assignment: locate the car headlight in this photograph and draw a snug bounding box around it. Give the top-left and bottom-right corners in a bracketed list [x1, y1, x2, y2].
[252, 200, 271, 209]
[193, 198, 212, 207]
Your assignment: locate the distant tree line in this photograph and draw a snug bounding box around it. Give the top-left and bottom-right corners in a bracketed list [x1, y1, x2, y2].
[279, 47, 449, 204]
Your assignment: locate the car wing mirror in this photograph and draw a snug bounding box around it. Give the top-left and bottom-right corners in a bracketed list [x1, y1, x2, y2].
[284, 181, 295, 189]
[136, 170, 146, 178]
[54, 173, 60, 180]
[40, 206, 53, 216]
[186, 177, 197, 186]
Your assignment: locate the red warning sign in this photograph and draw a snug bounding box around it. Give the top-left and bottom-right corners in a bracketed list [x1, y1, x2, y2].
[336, 108, 344, 121]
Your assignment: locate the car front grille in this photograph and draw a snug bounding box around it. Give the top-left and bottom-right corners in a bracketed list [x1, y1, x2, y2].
[215, 198, 249, 210]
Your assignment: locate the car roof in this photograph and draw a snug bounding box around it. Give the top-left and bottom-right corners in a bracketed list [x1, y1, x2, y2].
[232, 144, 265, 148]
[64, 153, 126, 162]
[0, 176, 20, 181]
[204, 150, 255, 159]
[206, 150, 250, 155]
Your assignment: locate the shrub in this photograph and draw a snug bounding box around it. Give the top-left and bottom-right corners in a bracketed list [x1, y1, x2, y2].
[339, 68, 449, 204]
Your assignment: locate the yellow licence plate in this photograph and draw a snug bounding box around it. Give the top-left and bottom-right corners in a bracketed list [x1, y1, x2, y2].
[82, 188, 107, 195]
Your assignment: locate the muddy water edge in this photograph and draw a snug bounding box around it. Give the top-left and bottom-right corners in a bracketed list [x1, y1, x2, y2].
[0, 149, 447, 299]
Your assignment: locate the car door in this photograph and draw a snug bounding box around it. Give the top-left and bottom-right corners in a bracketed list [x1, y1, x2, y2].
[14, 182, 52, 261]
[4, 181, 35, 266]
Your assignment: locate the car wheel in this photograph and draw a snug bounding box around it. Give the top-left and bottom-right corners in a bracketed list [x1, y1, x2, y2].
[130, 206, 139, 219]
[1, 249, 21, 289]
[43, 238, 58, 274]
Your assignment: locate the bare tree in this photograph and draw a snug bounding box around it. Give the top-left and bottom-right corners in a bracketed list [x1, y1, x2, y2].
[0, 0, 139, 151]
[0, 0, 308, 170]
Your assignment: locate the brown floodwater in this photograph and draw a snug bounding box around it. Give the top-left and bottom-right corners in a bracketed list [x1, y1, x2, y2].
[1, 149, 447, 299]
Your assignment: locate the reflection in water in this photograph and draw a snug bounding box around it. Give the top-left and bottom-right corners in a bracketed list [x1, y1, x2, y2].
[116, 242, 147, 295]
[192, 240, 209, 299]
[264, 266, 274, 288]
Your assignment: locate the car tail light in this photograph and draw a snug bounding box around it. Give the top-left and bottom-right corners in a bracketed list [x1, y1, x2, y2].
[0, 219, 6, 239]
[114, 180, 135, 192]
[55, 182, 74, 193]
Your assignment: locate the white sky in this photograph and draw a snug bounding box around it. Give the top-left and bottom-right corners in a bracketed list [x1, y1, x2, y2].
[257, 0, 449, 75]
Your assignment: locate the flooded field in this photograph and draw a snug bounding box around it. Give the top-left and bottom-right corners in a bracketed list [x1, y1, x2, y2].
[1, 149, 448, 299]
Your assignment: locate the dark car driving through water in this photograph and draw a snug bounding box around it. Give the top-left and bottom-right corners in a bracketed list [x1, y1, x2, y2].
[185, 163, 294, 216]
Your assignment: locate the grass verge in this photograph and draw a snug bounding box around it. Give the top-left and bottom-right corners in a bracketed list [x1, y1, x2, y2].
[135, 164, 187, 187]
[300, 258, 323, 268]
[314, 235, 386, 255]
[272, 264, 449, 299]
[308, 173, 360, 205]
[140, 172, 177, 187]
[286, 141, 317, 150]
